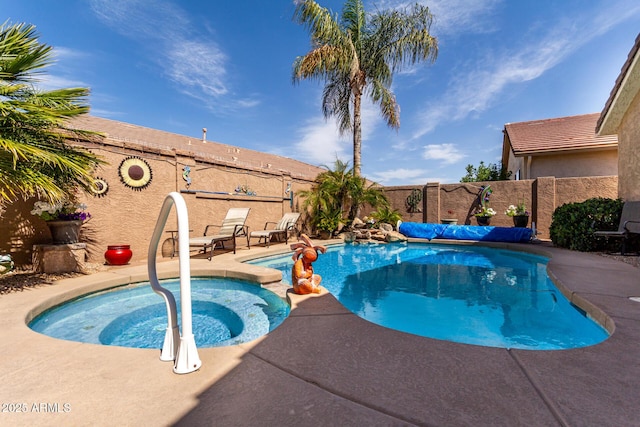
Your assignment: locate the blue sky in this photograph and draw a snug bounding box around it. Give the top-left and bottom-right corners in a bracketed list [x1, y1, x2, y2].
[5, 0, 640, 184]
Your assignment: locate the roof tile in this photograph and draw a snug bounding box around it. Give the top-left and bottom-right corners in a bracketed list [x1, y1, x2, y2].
[505, 113, 617, 155]
[67, 115, 325, 180]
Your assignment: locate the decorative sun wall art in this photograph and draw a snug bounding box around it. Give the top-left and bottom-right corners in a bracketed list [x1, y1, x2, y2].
[90, 177, 109, 197]
[118, 156, 153, 190]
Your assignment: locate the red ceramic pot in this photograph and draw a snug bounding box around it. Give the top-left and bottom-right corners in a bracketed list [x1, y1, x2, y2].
[104, 245, 133, 265]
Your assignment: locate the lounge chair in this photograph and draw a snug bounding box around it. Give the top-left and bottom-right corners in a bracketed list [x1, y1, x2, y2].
[250, 212, 300, 248]
[594, 201, 640, 255]
[189, 208, 250, 260]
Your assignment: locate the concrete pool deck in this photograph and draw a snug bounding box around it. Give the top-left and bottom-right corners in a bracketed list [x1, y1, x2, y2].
[1, 240, 639, 426]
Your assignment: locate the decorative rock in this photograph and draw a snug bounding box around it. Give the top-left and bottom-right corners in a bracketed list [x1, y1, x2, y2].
[342, 232, 357, 243]
[379, 223, 393, 232]
[351, 217, 365, 228]
[385, 231, 408, 243]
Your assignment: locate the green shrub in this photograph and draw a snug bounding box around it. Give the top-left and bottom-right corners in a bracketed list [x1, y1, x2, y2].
[369, 206, 402, 228]
[549, 197, 623, 252]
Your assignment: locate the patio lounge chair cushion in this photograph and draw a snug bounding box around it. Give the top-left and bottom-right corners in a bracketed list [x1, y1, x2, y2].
[250, 212, 300, 247]
[189, 207, 250, 259]
[594, 201, 640, 255]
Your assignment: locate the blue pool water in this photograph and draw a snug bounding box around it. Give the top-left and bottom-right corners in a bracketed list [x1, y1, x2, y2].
[249, 242, 609, 350]
[29, 278, 289, 348]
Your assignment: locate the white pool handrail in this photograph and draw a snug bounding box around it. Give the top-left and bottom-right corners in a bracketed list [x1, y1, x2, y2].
[148, 192, 201, 374]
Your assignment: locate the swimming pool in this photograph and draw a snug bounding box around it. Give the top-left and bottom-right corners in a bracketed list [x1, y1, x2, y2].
[249, 242, 609, 350]
[29, 277, 290, 348]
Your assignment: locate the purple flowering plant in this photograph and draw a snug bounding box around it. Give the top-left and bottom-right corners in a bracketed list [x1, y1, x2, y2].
[31, 200, 91, 222]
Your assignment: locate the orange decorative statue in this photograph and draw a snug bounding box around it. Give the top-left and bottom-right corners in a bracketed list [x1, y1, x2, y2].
[290, 234, 327, 295]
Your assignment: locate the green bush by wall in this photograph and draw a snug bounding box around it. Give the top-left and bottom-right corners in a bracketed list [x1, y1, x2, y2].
[550, 197, 624, 252]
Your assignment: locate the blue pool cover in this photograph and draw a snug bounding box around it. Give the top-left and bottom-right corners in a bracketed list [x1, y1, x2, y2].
[399, 222, 532, 243]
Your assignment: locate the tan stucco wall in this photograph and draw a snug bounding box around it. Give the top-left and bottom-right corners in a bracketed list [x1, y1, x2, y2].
[382, 176, 617, 240]
[1, 143, 314, 267]
[529, 150, 618, 179]
[618, 90, 640, 201]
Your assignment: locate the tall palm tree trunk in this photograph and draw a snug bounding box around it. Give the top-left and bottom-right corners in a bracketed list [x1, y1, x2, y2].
[352, 85, 363, 178]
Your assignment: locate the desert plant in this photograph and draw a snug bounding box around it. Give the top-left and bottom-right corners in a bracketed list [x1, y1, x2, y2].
[549, 197, 624, 252]
[315, 207, 344, 236]
[369, 205, 402, 228]
[299, 160, 389, 235]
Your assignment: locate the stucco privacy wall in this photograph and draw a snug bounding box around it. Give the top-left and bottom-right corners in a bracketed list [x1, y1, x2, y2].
[1, 139, 317, 267]
[380, 176, 618, 240]
[618, 91, 640, 201]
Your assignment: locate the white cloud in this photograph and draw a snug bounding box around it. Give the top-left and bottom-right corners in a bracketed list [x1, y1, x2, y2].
[422, 143, 465, 164]
[367, 168, 441, 185]
[411, 0, 640, 140]
[168, 40, 228, 98]
[88, 0, 251, 113]
[373, 0, 503, 36]
[284, 93, 384, 167]
[426, 0, 503, 36]
[292, 116, 351, 167]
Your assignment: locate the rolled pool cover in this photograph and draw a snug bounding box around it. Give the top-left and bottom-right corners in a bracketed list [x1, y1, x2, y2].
[398, 222, 532, 243]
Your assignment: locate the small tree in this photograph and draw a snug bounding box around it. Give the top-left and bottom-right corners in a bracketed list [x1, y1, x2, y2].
[299, 159, 389, 235]
[460, 161, 510, 182]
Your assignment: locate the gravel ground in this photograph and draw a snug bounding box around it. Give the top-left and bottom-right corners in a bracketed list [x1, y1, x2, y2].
[1, 253, 638, 296]
[598, 253, 640, 269]
[0, 262, 107, 295]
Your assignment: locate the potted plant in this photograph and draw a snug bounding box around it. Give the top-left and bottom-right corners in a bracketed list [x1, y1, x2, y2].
[473, 185, 495, 225]
[315, 207, 343, 239]
[505, 201, 529, 227]
[474, 206, 496, 226]
[31, 199, 91, 244]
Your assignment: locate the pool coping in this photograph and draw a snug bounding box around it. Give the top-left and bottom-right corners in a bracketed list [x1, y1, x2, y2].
[1, 239, 639, 425]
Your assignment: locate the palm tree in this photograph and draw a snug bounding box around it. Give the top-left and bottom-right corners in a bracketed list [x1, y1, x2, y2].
[300, 159, 389, 234]
[0, 22, 103, 206]
[293, 0, 438, 177]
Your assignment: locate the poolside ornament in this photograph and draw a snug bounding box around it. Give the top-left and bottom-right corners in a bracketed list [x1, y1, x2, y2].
[90, 177, 109, 197]
[182, 165, 191, 188]
[147, 192, 201, 374]
[290, 234, 326, 295]
[118, 156, 153, 191]
[406, 188, 422, 213]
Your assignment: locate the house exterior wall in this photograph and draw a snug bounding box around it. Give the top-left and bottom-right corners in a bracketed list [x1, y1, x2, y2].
[618, 91, 640, 201]
[528, 150, 618, 179]
[506, 150, 523, 180]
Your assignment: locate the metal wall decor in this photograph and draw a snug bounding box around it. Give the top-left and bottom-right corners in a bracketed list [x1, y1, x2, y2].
[90, 177, 109, 197]
[406, 188, 422, 213]
[118, 156, 153, 190]
[235, 184, 256, 196]
[182, 165, 192, 188]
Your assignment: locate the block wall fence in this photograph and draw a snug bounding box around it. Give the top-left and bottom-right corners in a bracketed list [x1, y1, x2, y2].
[1, 141, 317, 267]
[0, 135, 618, 268]
[377, 176, 618, 240]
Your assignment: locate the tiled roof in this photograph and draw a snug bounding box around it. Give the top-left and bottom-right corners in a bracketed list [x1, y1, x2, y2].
[67, 115, 324, 180]
[504, 113, 617, 156]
